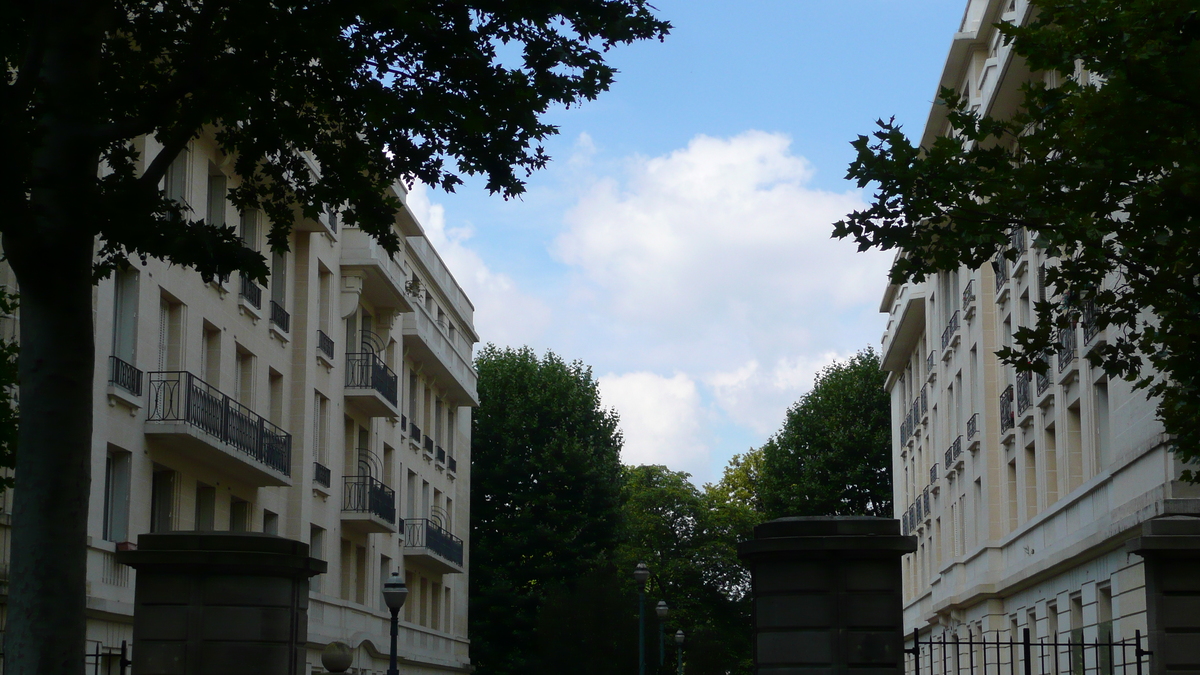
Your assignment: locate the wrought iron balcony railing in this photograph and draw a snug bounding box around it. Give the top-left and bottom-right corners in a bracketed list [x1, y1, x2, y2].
[923, 487, 930, 515]
[109, 356, 143, 397]
[269, 300, 290, 333]
[313, 462, 331, 488]
[424, 436, 434, 453]
[146, 371, 291, 476]
[410, 421, 422, 442]
[926, 350, 936, 375]
[317, 330, 334, 360]
[343, 475, 396, 525]
[1016, 371, 1032, 415]
[448, 456, 457, 473]
[1057, 325, 1077, 372]
[930, 463, 938, 483]
[436, 446, 446, 464]
[941, 310, 960, 350]
[1000, 385, 1015, 433]
[1083, 298, 1100, 344]
[1010, 226, 1026, 254]
[920, 385, 928, 416]
[239, 274, 262, 310]
[945, 435, 962, 467]
[992, 257, 1010, 290]
[404, 518, 464, 567]
[962, 278, 975, 309]
[345, 352, 399, 406]
[967, 413, 979, 440]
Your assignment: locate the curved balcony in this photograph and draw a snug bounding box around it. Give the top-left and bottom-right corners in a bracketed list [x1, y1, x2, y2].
[344, 352, 399, 417]
[342, 475, 397, 533]
[403, 518, 463, 574]
[339, 228, 414, 312]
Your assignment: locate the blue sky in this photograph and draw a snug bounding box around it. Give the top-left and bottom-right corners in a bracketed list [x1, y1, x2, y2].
[410, 1, 967, 485]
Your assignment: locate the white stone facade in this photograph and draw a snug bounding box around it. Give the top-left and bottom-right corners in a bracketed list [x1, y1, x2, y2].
[882, 0, 1200, 669]
[0, 130, 478, 673]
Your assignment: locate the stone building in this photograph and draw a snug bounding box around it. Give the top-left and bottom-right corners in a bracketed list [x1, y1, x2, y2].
[881, 0, 1200, 670]
[0, 130, 478, 673]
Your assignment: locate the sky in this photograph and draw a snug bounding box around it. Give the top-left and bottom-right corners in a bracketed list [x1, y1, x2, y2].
[407, 1, 968, 486]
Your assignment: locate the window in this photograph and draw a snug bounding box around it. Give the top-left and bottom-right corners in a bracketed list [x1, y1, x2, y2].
[310, 525, 326, 593]
[206, 167, 227, 228]
[318, 265, 333, 334]
[379, 555, 392, 612]
[201, 323, 221, 385]
[195, 482, 216, 531]
[407, 470, 418, 519]
[271, 249, 287, 308]
[404, 571, 416, 622]
[447, 409, 456, 455]
[112, 268, 139, 366]
[150, 466, 178, 533]
[235, 346, 255, 406]
[102, 449, 131, 542]
[431, 581, 442, 630]
[240, 209, 260, 251]
[263, 510, 278, 535]
[158, 295, 184, 371]
[313, 392, 328, 465]
[268, 369, 284, 425]
[164, 147, 190, 212]
[355, 545, 367, 604]
[229, 497, 250, 532]
[340, 539, 353, 601]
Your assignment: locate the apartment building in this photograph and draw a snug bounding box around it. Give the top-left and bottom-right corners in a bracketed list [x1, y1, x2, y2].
[0, 129, 479, 673]
[881, 0, 1200, 669]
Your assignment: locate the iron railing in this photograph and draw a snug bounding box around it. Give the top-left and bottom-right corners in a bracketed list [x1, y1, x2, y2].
[923, 486, 930, 514]
[1083, 298, 1100, 344]
[921, 385, 929, 416]
[269, 300, 290, 333]
[1037, 264, 1047, 302]
[343, 475, 396, 524]
[317, 330, 334, 360]
[1000, 385, 1015, 433]
[404, 518, 464, 567]
[436, 446, 446, 464]
[345, 352, 399, 406]
[448, 456, 457, 473]
[945, 435, 962, 468]
[930, 463, 939, 483]
[993, 257, 1010, 289]
[1010, 226, 1027, 254]
[967, 413, 979, 440]
[1037, 362, 1052, 396]
[1058, 325, 1077, 372]
[239, 274, 262, 310]
[963, 278, 976, 309]
[905, 628, 1150, 675]
[313, 462, 331, 488]
[109, 356, 143, 397]
[424, 436, 434, 453]
[410, 421, 422, 443]
[1016, 371, 1032, 415]
[942, 310, 960, 350]
[146, 371, 291, 476]
[927, 350, 936, 374]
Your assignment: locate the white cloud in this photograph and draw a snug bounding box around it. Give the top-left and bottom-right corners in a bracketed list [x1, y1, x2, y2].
[553, 131, 891, 437]
[405, 183, 552, 348]
[598, 371, 710, 476]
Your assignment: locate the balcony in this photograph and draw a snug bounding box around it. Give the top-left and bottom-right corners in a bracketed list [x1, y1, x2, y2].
[962, 278, 976, 318]
[930, 463, 939, 483]
[403, 518, 464, 574]
[145, 371, 291, 486]
[1037, 365, 1052, 398]
[944, 435, 963, 470]
[239, 274, 262, 311]
[992, 256, 1010, 293]
[1082, 298, 1101, 345]
[401, 308, 479, 406]
[1057, 325, 1077, 373]
[269, 300, 290, 333]
[920, 385, 928, 417]
[1016, 371, 1032, 416]
[941, 310, 960, 351]
[926, 351, 936, 381]
[435, 446, 446, 465]
[1000, 385, 1015, 434]
[317, 330, 335, 361]
[423, 436, 434, 456]
[967, 412, 979, 440]
[409, 421, 422, 447]
[448, 456, 458, 474]
[109, 356, 143, 397]
[344, 352, 399, 417]
[342, 475, 397, 533]
[339, 228, 415, 312]
[313, 462, 331, 489]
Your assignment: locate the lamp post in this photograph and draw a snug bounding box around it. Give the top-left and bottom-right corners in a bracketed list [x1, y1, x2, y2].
[656, 600, 669, 667]
[382, 572, 409, 675]
[634, 563, 650, 675]
[674, 630, 684, 675]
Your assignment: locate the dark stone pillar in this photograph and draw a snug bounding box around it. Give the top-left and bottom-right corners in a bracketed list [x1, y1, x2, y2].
[737, 517, 917, 675]
[116, 532, 327, 675]
[1129, 516, 1200, 675]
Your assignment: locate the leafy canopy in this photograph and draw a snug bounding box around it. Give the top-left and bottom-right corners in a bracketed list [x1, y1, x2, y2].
[2, 0, 670, 279]
[758, 349, 892, 519]
[470, 345, 625, 675]
[833, 1, 1200, 473]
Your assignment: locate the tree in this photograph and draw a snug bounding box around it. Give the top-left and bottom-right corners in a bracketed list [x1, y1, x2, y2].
[617, 465, 759, 675]
[832, 1, 1200, 476]
[470, 345, 625, 675]
[3, 3, 668, 671]
[758, 349, 892, 519]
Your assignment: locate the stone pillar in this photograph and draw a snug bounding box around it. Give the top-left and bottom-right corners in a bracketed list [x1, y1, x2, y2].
[1128, 516, 1200, 675]
[737, 517, 916, 675]
[116, 532, 327, 675]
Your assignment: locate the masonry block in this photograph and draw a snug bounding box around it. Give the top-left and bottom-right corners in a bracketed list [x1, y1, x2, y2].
[1128, 516, 1200, 675]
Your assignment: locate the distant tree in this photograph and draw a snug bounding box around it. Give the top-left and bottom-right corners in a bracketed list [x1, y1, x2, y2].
[759, 349, 891, 519]
[617, 464, 758, 675]
[470, 346, 625, 675]
[709, 448, 765, 515]
[833, 1, 1200, 477]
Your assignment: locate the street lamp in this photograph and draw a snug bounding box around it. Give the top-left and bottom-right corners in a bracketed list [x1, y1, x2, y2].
[656, 600, 669, 667]
[634, 563, 650, 675]
[382, 572, 409, 675]
[675, 630, 685, 675]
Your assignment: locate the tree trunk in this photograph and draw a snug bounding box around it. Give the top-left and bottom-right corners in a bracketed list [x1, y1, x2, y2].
[4, 0, 103, 671]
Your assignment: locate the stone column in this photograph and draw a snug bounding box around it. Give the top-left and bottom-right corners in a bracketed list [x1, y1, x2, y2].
[116, 532, 327, 675]
[737, 517, 917, 675]
[1129, 516, 1200, 675]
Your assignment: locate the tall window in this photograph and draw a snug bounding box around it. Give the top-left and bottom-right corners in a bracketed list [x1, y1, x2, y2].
[195, 482, 216, 531]
[164, 147, 190, 213]
[102, 449, 131, 542]
[206, 167, 227, 228]
[229, 497, 250, 532]
[240, 209, 260, 251]
[158, 296, 184, 371]
[150, 466, 178, 533]
[235, 346, 255, 406]
[313, 392, 328, 465]
[271, 250, 287, 306]
[111, 268, 139, 366]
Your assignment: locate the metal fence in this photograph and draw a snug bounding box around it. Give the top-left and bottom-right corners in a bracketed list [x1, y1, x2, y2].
[404, 518, 464, 566]
[345, 352, 398, 406]
[343, 474, 396, 524]
[906, 629, 1151, 675]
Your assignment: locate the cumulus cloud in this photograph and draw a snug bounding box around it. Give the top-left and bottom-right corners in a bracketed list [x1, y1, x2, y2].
[553, 131, 891, 440]
[405, 183, 552, 348]
[597, 371, 709, 476]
